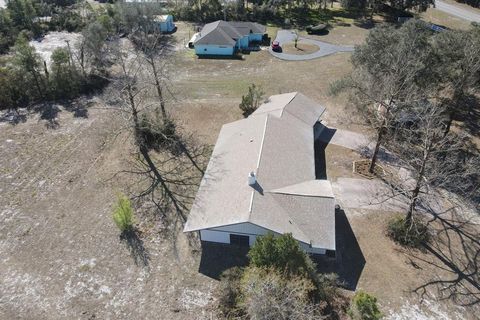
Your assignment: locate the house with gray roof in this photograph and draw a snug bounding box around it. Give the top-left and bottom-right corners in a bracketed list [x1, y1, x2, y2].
[184, 92, 336, 255]
[193, 20, 266, 56]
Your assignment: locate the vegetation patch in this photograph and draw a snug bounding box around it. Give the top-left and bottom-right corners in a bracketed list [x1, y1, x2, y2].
[215, 233, 349, 319]
[387, 216, 429, 248]
[348, 290, 383, 320]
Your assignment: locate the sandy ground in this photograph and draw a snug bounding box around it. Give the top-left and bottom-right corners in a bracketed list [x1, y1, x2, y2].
[0, 105, 215, 319]
[30, 32, 83, 66]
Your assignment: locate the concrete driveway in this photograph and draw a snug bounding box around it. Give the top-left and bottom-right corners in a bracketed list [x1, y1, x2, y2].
[332, 177, 409, 212]
[269, 30, 354, 61]
[435, 0, 480, 23]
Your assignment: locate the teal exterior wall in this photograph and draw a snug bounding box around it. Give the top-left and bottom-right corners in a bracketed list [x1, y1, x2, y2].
[248, 33, 263, 42]
[158, 15, 175, 33]
[236, 36, 249, 49]
[195, 44, 235, 56]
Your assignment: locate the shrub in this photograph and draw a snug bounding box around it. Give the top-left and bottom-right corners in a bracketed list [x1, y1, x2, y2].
[137, 112, 177, 151]
[387, 216, 429, 248]
[112, 194, 135, 233]
[248, 233, 316, 278]
[240, 267, 319, 320]
[216, 267, 244, 318]
[239, 83, 264, 117]
[314, 272, 342, 302]
[348, 290, 382, 320]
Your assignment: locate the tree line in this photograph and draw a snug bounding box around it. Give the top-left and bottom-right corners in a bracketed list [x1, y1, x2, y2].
[170, 0, 435, 25]
[0, 2, 170, 113]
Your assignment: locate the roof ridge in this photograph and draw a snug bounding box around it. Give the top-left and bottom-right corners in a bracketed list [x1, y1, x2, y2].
[279, 91, 298, 118]
[248, 115, 269, 215]
[268, 180, 334, 198]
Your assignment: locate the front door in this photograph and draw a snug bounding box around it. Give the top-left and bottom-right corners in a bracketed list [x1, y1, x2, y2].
[229, 234, 250, 247]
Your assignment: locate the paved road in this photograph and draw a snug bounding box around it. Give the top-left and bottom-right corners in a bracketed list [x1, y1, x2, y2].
[435, 0, 480, 23]
[269, 30, 354, 61]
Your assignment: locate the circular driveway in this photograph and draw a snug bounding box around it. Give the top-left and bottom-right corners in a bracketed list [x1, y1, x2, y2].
[269, 30, 354, 61]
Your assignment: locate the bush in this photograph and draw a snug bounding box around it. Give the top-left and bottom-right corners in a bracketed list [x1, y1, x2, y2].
[348, 291, 382, 320]
[239, 83, 264, 117]
[314, 272, 342, 302]
[387, 216, 429, 248]
[248, 233, 317, 278]
[112, 194, 135, 233]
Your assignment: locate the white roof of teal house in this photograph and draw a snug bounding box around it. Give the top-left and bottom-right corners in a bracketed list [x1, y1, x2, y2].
[194, 20, 266, 46]
[184, 92, 336, 250]
[153, 15, 172, 22]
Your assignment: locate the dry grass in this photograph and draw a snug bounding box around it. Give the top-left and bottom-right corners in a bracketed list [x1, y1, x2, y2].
[168, 22, 358, 142]
[420, 7, 473, 30]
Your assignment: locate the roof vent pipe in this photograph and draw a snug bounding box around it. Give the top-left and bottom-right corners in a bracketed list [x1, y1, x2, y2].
[248, 172, 256, 186]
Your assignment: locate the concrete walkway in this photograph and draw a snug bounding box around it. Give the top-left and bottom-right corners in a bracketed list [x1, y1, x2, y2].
[269, 30, 354, 61]
[435, 0, 480, 23]
[317, 126, 371, 151]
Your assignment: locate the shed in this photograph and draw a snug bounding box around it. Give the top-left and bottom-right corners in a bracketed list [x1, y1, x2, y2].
[153, 15, 175, 33]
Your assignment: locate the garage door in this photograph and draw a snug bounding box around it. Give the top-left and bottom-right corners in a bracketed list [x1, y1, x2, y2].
[229, 234, 250, 247]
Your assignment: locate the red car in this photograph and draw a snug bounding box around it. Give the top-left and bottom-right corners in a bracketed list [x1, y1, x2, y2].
[271, 41, 281, 52]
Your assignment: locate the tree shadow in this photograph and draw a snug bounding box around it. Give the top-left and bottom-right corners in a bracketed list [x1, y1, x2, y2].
[64, 100, 90, 118]
[404, 209, 480, 307]
[39, 104, 61, 129]
[198, 241, 249, 280]
[457, 94, 480, 137]
[353, 19, 376, 29]
[0, 109, 27, 125]
[120, 229, 150, 268]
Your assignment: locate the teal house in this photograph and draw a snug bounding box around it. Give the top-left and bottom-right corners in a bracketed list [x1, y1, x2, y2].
[194, 21, 266, 56]
[154, 15, 176, 33]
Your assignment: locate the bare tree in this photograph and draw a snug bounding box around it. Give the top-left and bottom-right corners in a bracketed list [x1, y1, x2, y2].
[130, 26, 208, 175]
[110, 41, 207, 221]
[330, 20, 436, 173]
[385, 100, 479, 226]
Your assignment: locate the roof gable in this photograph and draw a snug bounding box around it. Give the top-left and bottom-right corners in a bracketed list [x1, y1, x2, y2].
[194, 20, 265, 46]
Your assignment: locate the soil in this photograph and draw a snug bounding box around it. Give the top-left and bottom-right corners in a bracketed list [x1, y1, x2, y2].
[0, 105, 216, 319]
[353, 159, 384, 179]
[281, 41, 320, 55]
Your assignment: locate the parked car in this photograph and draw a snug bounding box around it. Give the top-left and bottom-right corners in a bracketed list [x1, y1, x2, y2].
[271, 41, 281, 52]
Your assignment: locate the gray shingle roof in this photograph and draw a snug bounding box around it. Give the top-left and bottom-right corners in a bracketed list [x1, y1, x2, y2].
[184, 92, 335, 251]
[227, 21, 266, 35]
[194, 20, 266, 46]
